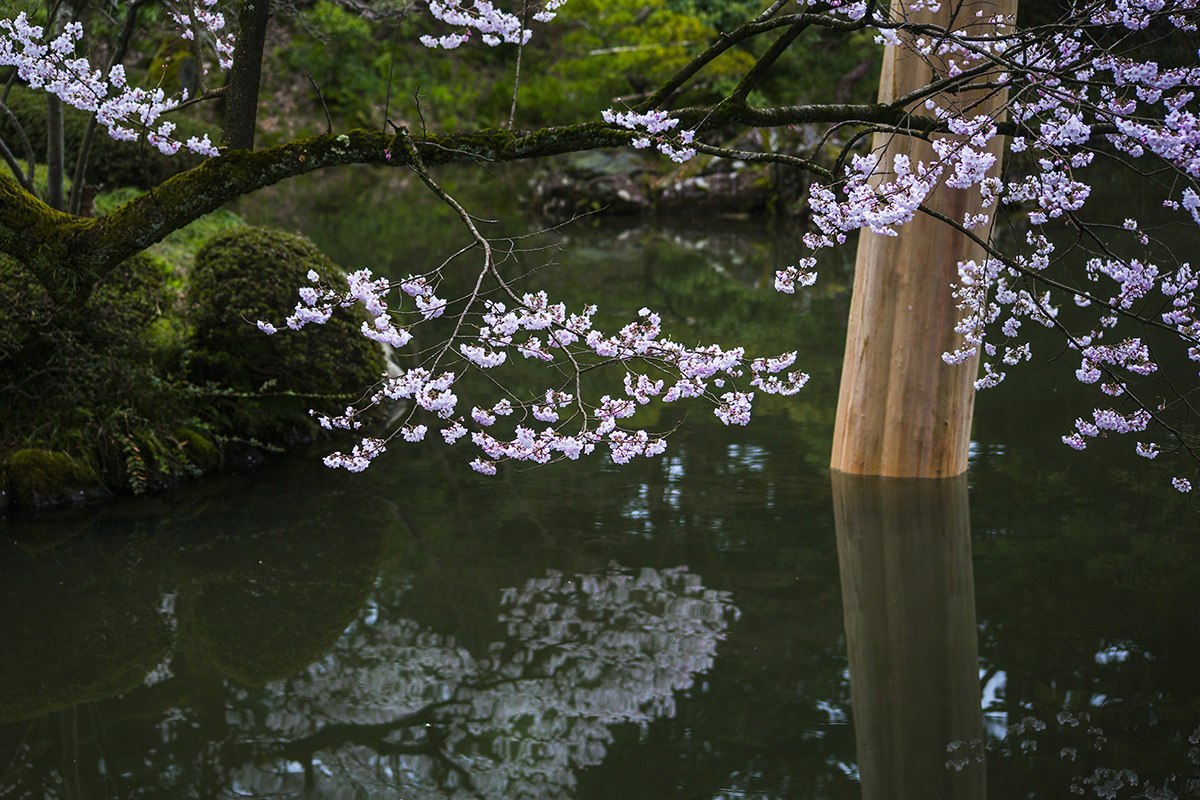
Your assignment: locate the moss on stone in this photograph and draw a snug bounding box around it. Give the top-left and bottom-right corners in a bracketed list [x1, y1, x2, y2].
[174, 426, 221, 470]
[2, 449, 108, 508]
[186, 226, 386, 443]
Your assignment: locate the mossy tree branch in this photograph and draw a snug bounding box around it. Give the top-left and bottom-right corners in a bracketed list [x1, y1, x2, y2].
[0, 0, 1005, 307]
[0, 93, 983, 308]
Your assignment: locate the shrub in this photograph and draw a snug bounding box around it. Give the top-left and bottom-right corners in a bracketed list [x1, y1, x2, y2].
[186, 226, 386, 443]
[0, 252, 205, 494]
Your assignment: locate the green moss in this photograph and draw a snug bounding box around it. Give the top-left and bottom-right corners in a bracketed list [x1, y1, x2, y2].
[2, 449, 104, 508]
[186, 226, 386, 443]
[0, 252, 218, 497]
[0, 219, 385, 505]
[174, 426, 221, 469]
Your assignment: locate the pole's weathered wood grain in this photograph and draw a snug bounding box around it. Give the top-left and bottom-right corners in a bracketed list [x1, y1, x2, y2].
[831, 0, 1017, 477]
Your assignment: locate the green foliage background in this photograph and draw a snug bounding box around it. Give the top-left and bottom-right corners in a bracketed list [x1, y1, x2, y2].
[266, 0, 879, 135]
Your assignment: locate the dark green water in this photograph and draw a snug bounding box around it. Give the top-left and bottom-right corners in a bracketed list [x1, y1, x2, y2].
[2, 170, 1198, 799]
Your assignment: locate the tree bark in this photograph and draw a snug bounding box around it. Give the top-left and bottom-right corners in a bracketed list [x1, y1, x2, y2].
[221, 0, 271, 150]
[46, 94, 64, 211]
[830, 0, 1017, 478]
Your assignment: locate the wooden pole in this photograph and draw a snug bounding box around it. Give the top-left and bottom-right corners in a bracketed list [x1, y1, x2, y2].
[830, 0, 1018, 478]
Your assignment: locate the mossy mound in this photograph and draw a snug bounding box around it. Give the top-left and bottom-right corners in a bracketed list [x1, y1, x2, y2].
[0, 225, 386, 509]
[186, 226, 386, 444]
[0, 253, 210, 496]
[1, 449, 109, 509]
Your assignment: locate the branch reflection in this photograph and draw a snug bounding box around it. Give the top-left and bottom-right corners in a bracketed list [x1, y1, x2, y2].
[224, 566, 736, 799]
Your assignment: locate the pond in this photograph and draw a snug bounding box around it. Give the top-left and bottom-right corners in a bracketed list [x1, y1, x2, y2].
[2, 167, 1198, 799]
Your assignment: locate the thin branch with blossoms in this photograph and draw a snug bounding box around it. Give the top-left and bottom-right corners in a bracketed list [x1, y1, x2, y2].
[787, 0, 1200, 490]
[6, 0, 1200, 492]
[260, 256, 810, 474]
[256, 161, 807, 474]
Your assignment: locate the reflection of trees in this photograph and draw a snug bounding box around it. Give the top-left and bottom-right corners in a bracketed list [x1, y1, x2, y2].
[971, 511, 1200, 798]
[1, 415, 857, 800]
[220, 566, 735, 799]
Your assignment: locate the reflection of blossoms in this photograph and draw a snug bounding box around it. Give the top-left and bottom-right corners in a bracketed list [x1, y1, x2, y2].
[949, 710, 1200, 799]
[229, 566, 736, 799]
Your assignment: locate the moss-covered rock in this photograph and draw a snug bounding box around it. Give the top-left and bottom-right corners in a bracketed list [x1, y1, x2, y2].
[1, 449, 110, 508]
[186, 226, 386, 444]
[174, 426, 222, 470]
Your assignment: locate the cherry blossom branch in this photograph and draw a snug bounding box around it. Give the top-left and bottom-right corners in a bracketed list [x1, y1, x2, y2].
[918, 204, 1198, 345]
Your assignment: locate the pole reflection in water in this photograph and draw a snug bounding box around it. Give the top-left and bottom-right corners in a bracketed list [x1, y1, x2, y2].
[832, 471, 985, 800]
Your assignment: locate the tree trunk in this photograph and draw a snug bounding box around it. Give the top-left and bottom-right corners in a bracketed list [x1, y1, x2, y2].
[46, 93, 64, 211]
[221, 0, 271, 151]
[830, 0, 1017, 478]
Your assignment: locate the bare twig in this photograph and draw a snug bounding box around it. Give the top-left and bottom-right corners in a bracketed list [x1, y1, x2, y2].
[306, 74, 334, 135]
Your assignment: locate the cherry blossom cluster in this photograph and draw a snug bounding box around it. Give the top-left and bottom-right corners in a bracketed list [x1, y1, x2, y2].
[257, 267, 435, 351]
[773, 258, 819, 294]
[420, 0, 569, 49]
[782, 0, 1200, 491]
[255, 270, 808, 474]
[796, 0, 870, 21]
[601, 108, 697, 163]
[942, 247, 1059, 391]
[0, 11, 221, 156]
[167, 0, 234, 69]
